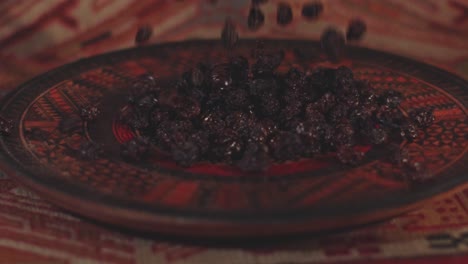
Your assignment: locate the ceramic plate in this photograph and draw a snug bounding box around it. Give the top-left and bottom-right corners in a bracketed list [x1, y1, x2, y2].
[0, 39, 467, 238]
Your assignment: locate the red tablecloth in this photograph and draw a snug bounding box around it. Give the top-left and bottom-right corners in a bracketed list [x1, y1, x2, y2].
[0, 1, 467, 263]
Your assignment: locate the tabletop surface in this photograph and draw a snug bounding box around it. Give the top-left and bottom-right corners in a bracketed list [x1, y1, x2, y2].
[0, 1, 467, 264]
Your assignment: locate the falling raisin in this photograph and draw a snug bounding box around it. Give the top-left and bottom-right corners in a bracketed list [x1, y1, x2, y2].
[221, 17, 239, 50]
[277, 2, 293, 26]
[301, 2, 323, 19]
[247, 7, 265, 31]
[346, 19, 367, 41]
[117, 29, 433, 175]
[320, 27, 346, 63]
[135, 25, 152, 44]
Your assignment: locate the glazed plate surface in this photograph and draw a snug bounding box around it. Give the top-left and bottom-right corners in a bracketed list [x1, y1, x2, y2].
[0, 39, 467, 238]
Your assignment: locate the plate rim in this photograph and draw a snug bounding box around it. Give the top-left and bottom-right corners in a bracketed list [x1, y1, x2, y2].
[1, 39, 467, 237]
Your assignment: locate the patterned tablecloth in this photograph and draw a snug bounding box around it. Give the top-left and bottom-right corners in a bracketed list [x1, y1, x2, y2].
[0, 0, 467, 263]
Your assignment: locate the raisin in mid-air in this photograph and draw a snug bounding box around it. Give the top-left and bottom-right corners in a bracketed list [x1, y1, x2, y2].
[247, 6, 265, 31]
[346, 19, 367, 41]
[277, 2, 293, 26]
[135, 25, 152, 44]
[301, 2, 323, 19]
[320, 27, 346, 63]
[221, 17, 239, 50]
[117, 25, 432, 175]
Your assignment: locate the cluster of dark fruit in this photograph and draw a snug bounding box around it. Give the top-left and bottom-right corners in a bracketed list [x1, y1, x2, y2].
[136, 0, 366, 65]
[118, 44, 434, 172]
[248, 0, 366, 41]
[248, 1, 325, 30]
[246, 0, 367, 63]
[136, 1, 327, 40]
[135, 1, 325, 42]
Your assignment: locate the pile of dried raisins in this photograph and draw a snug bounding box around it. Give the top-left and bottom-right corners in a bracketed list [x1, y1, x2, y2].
[120, 2, 435, 175]
[118, 43, 434, 172]
[0, 1, 432, 180]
